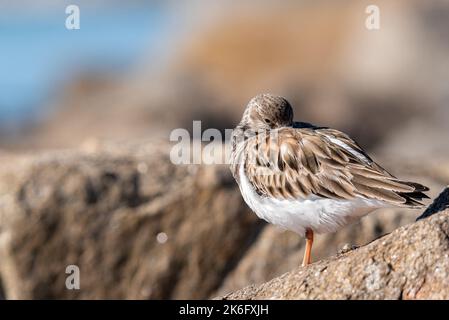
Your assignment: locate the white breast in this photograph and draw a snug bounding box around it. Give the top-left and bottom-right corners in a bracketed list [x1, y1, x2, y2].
[238, 163, 388, 236]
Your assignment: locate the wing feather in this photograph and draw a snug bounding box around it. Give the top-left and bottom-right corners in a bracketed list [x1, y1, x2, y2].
[244, 127, 429, 207]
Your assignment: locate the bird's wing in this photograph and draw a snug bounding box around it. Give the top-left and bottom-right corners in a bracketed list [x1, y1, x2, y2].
[244, 127, 429, 207]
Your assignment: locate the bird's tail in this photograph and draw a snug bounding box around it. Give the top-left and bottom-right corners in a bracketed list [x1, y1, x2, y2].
[395, 180, 430, 208]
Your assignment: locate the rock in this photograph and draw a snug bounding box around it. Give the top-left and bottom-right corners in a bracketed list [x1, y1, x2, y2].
[0, 141, 260, 299]
[337, 243, 359, 255]
[220, 208, 449, 300]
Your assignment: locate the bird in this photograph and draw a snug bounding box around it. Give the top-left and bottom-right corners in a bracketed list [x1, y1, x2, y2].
[229, 93, 429, 267]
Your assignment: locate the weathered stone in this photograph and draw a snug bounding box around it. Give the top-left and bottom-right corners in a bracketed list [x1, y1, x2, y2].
[0, 142, 259, 299]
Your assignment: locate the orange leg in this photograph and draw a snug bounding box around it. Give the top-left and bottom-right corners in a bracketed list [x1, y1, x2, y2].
[302, 229, 314, 267]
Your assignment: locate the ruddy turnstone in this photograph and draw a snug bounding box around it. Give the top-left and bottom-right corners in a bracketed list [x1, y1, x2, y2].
[229, 93, 429, 266]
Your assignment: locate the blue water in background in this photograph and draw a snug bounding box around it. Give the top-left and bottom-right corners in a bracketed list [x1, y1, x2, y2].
[0, 3, 174, 131]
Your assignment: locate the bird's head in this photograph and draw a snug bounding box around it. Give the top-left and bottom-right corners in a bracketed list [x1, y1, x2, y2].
[239, 93, 294, 131]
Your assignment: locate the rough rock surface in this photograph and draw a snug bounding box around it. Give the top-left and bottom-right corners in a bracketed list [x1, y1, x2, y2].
[0, 141, 260, 299]
[221, 195, 449, 300]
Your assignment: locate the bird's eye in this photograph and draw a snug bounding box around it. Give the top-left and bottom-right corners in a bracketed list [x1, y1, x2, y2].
[264, 118, 271, 124]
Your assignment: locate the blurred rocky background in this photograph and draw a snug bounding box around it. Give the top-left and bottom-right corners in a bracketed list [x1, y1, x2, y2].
[0, 0, 448, 299]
